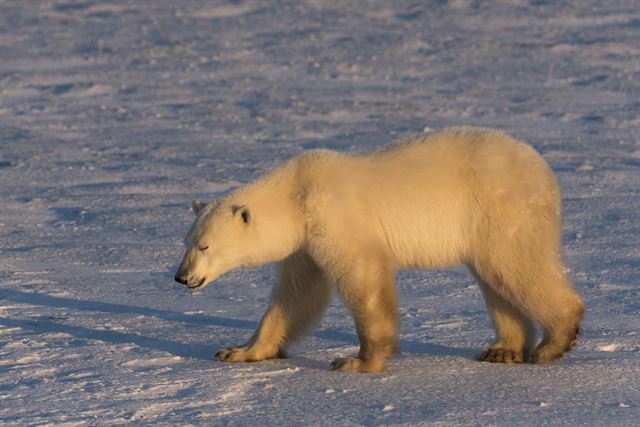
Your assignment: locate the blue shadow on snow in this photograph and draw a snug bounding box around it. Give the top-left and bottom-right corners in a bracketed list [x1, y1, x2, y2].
[0, 289, 474, 361]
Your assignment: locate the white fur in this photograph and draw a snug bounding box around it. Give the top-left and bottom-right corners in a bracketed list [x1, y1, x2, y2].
[176, 127, 583, 372]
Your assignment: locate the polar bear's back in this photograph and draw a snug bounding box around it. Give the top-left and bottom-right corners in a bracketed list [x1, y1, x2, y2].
[298, 127, 560, 270]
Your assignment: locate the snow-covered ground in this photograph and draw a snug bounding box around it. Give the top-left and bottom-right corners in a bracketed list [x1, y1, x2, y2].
[1, 1, 639, 425]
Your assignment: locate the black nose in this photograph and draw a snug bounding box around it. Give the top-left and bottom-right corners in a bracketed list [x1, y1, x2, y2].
[174, 275, 188, 285]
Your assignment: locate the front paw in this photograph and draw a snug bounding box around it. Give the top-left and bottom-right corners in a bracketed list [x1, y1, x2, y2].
[330, 356, 385, 373]
[215, 345, 286, 363]
[215, 346, 250, 362]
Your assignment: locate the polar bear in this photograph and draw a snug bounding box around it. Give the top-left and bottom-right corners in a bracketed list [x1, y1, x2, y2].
[175, 127, 583, 373]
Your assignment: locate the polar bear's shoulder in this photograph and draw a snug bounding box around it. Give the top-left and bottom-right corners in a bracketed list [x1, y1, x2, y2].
[289, 148, 347, 172]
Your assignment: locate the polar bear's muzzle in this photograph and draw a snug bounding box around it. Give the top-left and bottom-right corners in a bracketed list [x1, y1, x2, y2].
[174, 273, 206, 289]
[174, 252, 206, 289]
[174, 260, 207, 289]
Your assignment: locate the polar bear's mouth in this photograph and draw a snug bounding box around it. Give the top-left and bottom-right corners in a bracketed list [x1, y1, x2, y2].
[187, 277, 206, 289]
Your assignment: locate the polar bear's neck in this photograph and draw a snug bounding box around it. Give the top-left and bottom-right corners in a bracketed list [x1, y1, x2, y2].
[228, 159, 307, 264]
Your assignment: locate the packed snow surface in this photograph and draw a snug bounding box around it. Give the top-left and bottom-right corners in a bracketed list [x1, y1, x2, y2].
[1, 1, 639, 425]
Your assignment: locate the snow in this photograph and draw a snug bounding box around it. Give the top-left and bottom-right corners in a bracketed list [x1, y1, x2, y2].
[1, 0, 639, 425]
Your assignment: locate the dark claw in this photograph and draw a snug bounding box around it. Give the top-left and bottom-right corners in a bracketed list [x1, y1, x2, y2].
[477, 347, 523, 363]
[331, 358, 347, 370]
[215, 347, 234, 361]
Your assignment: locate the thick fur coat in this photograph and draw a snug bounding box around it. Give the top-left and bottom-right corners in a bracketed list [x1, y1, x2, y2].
[175, 127, 583, 372]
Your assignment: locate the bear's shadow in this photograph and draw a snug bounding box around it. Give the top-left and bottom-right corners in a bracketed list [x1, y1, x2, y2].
[1, 289, 475, 367]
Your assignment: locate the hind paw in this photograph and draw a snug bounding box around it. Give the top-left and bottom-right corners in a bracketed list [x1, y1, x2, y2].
[530, 326, 582, 364]
[529, 345, 563, 364]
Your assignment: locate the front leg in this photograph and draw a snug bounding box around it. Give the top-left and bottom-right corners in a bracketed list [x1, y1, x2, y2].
[215, 338, 287, 362]
[215, 304, 288, 363]
[332, 256, 399, 373]
[215, 250, 332, 363]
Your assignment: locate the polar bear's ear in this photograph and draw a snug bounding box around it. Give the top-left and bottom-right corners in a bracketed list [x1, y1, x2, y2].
[240, 206, 252, 225]
[191, 199, 206, 215]
[232, 205, 252, 225]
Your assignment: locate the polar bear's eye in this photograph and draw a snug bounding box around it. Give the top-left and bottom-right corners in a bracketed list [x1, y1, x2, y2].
[198, 245, 209, 252]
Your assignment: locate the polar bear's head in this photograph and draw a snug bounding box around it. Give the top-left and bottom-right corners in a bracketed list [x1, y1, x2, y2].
[174, 199, 254, 289]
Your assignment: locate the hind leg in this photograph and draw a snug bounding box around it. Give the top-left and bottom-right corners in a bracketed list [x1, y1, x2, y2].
[528, 272, 583, 363]
[474, 259, 583, 364]
[512, 269, 583, 364]
[216, 249, 333, 363]
[471, 269, 537, 363]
